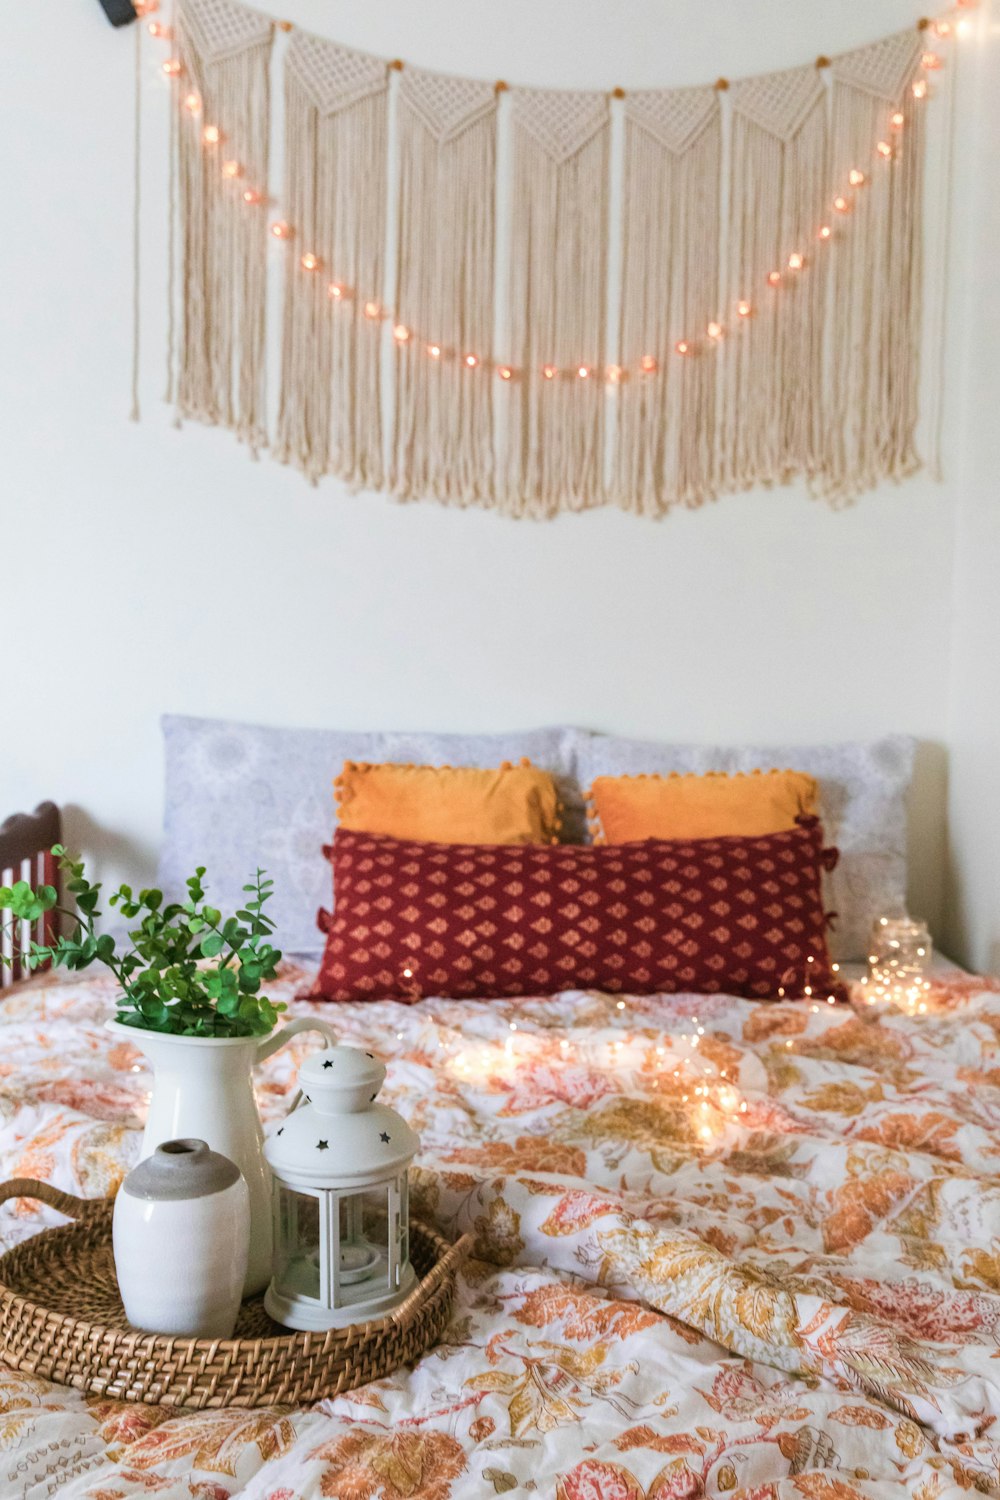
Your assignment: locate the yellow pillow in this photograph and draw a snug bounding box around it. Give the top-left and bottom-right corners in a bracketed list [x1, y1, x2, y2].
[588, 768, 818, 843]
[334, 759, 562, 845]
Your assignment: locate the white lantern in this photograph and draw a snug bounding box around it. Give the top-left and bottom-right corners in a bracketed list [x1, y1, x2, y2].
[263, 1043, 418, 1330]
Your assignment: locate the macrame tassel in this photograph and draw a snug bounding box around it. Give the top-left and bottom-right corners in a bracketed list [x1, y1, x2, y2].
[615, 87, 721, 515]
[822, 31, 925, 502]
[274, 34, 388, 491]
[392, 70, 497, 506]
[504, 89, 610, 517]
[720, 65, 828, 495]
[175, 0, 272, 452]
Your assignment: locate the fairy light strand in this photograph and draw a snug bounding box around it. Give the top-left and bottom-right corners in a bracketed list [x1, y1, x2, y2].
[151, 8, 969, 384]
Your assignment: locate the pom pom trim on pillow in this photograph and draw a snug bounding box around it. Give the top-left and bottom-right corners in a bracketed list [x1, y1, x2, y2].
[587, 767, 819, 844]
[334, 757, 563, 846]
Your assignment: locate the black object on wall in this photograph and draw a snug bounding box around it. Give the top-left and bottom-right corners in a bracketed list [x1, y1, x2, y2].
[97, 0, 137, 25]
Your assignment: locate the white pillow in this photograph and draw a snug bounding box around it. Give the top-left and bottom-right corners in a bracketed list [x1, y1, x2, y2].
[572, 732, 915, 962]
[159, 715, 579, 958]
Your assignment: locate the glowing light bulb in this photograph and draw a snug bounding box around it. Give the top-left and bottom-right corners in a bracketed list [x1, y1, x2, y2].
[707, 321, 723, 340]
[921, 50, 943, 70]
[497, 364, 513, 381]
[464, 353, 479, 368]
[202, 124, 221, 146]
[183, 92, 201, 114]
[932, 20, 952, 37]
[221, 159, 241, 179]
[912, 78, 928, 99]
[675, 339, 690, 355]
[392, 323, 410, 342]
[427, 343, 442, 358]
[605, 364, 623, 383]
[300, 252, 320, 271]
[577, 364, 590, 379]
[640, 354, 658, 374]
[833, 195, 850, 213]
[787, 251, 804, 271]
[148, 21, 170, 37]
[328, 282, 344, 299]
[957, 17, 972, 35]
[270, 220, 291, 240]
[848, 168, 866, 187]
[891, 111, 905, 130]
[737, 299, 752, 318]
[162, 57, 182, 77]
[542, 364, 557, 380]
[242, 188, 262, 206]
[767, 270, 782, 287]
[818, 224, 832, 240]
[364, 300, 381, 319]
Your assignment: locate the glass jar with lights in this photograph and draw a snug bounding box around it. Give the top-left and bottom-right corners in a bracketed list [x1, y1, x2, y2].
[863, 914, 933, 1013]
[263, 1043, 419, 1331]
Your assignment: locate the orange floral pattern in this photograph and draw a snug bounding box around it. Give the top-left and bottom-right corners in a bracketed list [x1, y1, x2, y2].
[0, 963, 999, 1497]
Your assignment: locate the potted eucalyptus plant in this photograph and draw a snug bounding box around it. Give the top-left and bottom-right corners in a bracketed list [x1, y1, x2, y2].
[0, 849, 336, 1295]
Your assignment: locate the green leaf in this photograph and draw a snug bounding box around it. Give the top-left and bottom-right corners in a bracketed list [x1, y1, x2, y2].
[200, 934, 224, 958]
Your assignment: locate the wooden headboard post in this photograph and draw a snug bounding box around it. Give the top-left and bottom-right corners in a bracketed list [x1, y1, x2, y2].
[0, 803, 61, 989]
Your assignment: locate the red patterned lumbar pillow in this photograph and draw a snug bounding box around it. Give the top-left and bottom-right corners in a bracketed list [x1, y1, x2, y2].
[309, 817, 844, 1004]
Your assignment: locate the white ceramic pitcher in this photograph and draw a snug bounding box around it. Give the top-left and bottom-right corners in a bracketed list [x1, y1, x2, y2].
[107, 1017, 338, 1296]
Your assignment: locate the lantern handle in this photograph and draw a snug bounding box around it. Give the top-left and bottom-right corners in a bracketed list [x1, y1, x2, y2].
[255, 1016, 339, 1064]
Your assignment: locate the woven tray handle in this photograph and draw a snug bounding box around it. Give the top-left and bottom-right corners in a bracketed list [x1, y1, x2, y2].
[0, 1178, 108, 1220]
[389, 1231, 474, 1328]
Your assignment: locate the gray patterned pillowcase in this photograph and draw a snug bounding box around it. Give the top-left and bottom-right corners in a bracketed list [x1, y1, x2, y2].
[158, 715, 579, 958]
[572, 733, 915, 963]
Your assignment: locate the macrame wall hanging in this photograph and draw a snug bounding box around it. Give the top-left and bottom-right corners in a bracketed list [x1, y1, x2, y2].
[147, 0, 962, 519]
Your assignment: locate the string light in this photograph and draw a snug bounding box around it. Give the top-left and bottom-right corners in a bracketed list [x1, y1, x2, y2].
[833, 194, 850, 213]
[932, 19, 952, 36]
[497, 364, 513, 380]
[364, 299, 381, 319]
[787, 251, 804, 271]
[848, 167, 866, 187]
[921, 50, 944, 69]
[737, 300, 752, 318]
[202, 124, 221, 146]
[162, 57, 182, 77]
[542, 364, 557, 380]
[464, 353, 479, 368]
[392, 323, 410, 342]
[675, 339, 691, 355]
[300, 252, 320, 271]
[818, 224, 832, 240]
[242, 188, 262, 206]
[767, 270, 782, 286]
[891, 110, 905, 130]
[427, 343, 442, 358]
[912, 78, 928, 98]
[877, 140, 893, 158]
[640, 354, 658, 374]
[606, 364, 623, 383]
[183, 92, 201, 114]
[221, 159, 242, 179]
[577, 364, 590, 379]
[707, 321, 723, 340]
[270, 220, 291, 239]
[148, 21, 171, 38]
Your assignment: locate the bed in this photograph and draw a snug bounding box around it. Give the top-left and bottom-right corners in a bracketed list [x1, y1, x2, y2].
[2, 958, 999, 1499]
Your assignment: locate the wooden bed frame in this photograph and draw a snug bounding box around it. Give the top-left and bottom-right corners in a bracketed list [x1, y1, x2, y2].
[0, 803, 61, 990]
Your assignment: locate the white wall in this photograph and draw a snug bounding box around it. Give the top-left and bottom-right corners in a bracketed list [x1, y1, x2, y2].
[0, 0, 990, 957]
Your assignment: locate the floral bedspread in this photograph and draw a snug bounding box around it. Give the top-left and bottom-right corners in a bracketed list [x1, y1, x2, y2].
[1, 966, 1000, 1499]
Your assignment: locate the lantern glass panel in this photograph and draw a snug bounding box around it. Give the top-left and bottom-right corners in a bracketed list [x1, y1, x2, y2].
[274, 1183, 322, 1303]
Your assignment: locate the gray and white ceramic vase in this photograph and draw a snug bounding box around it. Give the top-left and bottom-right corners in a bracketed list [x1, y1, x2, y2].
[112, 1138, 250, 1338]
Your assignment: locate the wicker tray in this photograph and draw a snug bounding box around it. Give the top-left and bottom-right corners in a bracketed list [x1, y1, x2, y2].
[0, 1179, 471, 1409]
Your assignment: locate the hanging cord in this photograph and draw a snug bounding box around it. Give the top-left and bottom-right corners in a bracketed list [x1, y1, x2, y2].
[165, 0, 178, 410]
[130, 13, 143, 422]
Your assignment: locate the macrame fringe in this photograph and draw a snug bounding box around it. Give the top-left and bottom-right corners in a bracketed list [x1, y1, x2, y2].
[504, 91, 610, 517]
[175, 0, 272, 453]
[615, 87, 721, 515]
[274, 35, 388, 491]
[720, 66, 829, 495]
[391, 71, 497, 506]
[821, 32, 925, 501]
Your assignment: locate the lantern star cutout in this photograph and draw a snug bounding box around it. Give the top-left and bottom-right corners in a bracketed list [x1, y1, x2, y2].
[317, 1140, 329, 1151]
[322, 1059, 334, 1069]
[379, 1131, 390, 1143]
